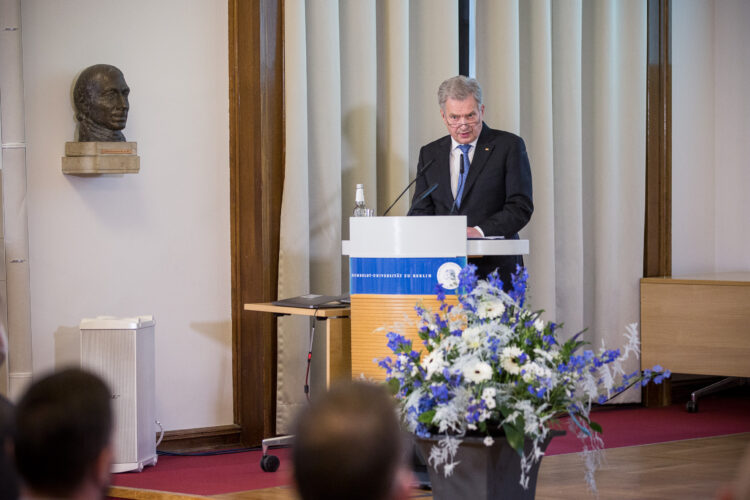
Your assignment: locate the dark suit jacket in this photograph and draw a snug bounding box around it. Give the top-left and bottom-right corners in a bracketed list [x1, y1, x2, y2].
[409, 123, 533, 285]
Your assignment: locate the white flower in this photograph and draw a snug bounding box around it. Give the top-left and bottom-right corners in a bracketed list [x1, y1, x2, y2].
[476, 296, 506, 319]
[421, 351, 446, 379]
[481, 387, 496, 399]
[502, 346, 523, 358]
[502, 358, 521, 375]
[462, 325, 484, 350]
[483, 436, 495, 447]
[500, 346, 523, 375]
[521, 361, 551, 383]
[481, 387, 497, 409]
[463, 360, 493, 383]
[534, 317, 545, 332]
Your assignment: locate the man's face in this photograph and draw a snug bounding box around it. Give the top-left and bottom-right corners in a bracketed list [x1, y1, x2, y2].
[441, 96, 484, 144]
[85, 69, 130, 131]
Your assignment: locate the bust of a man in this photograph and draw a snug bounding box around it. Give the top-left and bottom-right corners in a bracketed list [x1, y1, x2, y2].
[73, 64, 130, 142]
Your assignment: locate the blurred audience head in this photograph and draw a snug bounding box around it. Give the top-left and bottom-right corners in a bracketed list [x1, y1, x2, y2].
[292, 381, 412, 500]
[0, 393, 18, 500]
[14, 368, 114, 499]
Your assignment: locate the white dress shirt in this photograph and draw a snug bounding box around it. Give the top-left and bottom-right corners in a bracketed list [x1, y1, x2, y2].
[450, 137, 478, 198]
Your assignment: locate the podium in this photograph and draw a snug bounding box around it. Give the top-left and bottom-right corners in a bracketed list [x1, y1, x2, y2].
[342, 216, 528, 380]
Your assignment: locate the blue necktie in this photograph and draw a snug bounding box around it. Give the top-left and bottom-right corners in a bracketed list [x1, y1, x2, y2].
[455, 144, 471, 208]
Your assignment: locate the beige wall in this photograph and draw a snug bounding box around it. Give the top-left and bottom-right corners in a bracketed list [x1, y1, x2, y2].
[672, 0, 750, 275]
[20, 0, 231, 430]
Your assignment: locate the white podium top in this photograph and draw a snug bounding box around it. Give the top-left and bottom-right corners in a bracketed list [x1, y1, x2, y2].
[467, 238, 528, 256]
[342, 216, 529, 257]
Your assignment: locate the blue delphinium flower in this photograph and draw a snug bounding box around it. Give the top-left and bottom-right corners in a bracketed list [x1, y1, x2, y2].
[376, 263, 671, 493]
[509, 265, 529, 306]
[458, 264, 478, 293]
[430, 383, 451, 403]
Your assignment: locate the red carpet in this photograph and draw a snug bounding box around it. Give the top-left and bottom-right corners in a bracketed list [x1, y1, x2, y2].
[111, 447, 295, 496]
[546, 393, 750, 455]
[111, 394, 750, 496]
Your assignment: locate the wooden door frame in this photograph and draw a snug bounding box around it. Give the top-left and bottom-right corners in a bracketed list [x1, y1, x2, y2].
[229, 0, 284, 446]
[644, 0, 671, 278]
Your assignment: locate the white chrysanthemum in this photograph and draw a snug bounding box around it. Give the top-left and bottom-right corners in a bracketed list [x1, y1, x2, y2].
[502, 358, 521, 375]
[421, 351, 446, 379]
[500, 346, 523, 375]
[483, 436, 495, 447]
[463, 360, 493, 383]
[534, 317, 545, 332]
[502, 346, 523, 358]
[476, 296, 506, 319]
[521, 361, 551, 383]
[461, 325, 484, 350]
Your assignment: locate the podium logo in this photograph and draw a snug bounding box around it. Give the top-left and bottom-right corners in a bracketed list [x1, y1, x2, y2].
[437, 262, 462, 290]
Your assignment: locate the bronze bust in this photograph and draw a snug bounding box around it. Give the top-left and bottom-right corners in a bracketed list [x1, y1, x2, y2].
[73, 64, 130, 142]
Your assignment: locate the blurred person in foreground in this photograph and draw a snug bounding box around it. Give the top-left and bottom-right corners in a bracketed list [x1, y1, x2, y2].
[14, 368, 114, 500]
[292, 381, 413, 500]
[0, 328, 19, 500]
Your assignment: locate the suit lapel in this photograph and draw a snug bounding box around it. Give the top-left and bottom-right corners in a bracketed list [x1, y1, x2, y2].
[434, 136, 453, 207]
[460, 124, 493, 208]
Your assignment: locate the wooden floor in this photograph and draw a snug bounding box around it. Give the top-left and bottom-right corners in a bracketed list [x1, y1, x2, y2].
[111, 432, 750, 500]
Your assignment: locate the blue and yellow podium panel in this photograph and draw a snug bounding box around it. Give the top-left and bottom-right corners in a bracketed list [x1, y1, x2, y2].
[350, 257, 467, 295]
[344, 216, 468, 381]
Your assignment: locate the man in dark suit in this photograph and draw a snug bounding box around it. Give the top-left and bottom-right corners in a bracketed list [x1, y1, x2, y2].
[409, 75, 533, 289]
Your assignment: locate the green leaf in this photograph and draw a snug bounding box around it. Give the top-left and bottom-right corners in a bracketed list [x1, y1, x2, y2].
[386, 377, 400, 395]
[589, 420, 603, 434]
[502, 423, 525, 457]
[418, 409, 436, 424]
[499, 405, 512, 419]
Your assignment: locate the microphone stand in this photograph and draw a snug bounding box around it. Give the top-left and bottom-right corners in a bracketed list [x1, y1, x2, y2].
[382, 159, 435, 216]
[406, 183, 439, 216]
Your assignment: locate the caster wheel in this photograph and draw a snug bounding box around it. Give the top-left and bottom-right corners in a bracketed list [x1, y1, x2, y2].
[686, 400, 698, 413]
[260, 454, 280, 472]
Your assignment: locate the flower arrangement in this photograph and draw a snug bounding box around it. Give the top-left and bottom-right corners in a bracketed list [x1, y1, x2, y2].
[379, 265, 670, 491]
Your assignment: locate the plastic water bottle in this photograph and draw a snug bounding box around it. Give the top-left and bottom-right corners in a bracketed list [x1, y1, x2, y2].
[353, 184, 371, 217]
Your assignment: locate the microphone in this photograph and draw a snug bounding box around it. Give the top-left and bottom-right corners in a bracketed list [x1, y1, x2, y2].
[449, 157, 466, 215]
[407, 183, 439, 216]
[382, 159, 436, 216]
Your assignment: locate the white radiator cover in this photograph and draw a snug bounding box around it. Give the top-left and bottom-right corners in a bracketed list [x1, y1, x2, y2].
[80, 315, 157, 473]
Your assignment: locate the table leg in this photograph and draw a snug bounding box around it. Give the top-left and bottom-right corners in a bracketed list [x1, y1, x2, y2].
[325, 317, 352, 387]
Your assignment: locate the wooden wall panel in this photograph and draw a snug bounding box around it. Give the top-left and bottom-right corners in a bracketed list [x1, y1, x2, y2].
[641, 275, 750, 378]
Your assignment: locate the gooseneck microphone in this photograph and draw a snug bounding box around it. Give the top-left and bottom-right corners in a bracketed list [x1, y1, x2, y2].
[449, 157, 466, 215]
[382, 159, 436, 216]
[406, 183, 439, 216]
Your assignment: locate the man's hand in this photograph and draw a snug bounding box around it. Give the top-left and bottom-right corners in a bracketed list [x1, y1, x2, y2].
[466, 227, 482, 238]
